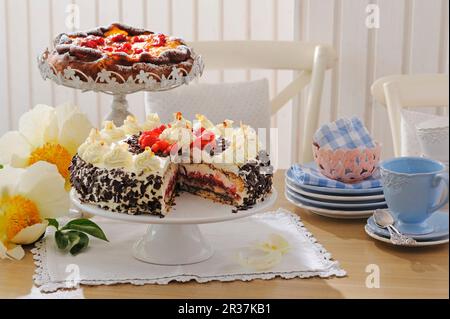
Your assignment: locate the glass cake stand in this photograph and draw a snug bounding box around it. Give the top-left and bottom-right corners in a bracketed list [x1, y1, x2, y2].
[37, 51, 204, 125]
[70, 189, 277, 265]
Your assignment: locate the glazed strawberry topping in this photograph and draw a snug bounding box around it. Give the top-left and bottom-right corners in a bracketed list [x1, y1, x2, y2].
[71, 28, 180, 59]
[114, 42, 132, 53]
[80, 36, 105, 48]
[152, 34, 166, 47]
[153, 124, 167, 134]
[110, 33, 127, 42]
[139, 132, 160, 149]
[191, 130, 216, 150]
[151, 140, 170, 153]
[139, 125, 173, 155]
[131, 36, 145, 43]
[193, 127, 206, 137]
[138, 119, 223, 155]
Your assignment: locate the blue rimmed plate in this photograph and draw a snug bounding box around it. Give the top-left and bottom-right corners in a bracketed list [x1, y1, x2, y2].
[285, 187, 388, 211]
[285, 178, 385, 202]
[286, 164, 384, 196]
[285, 190, 374, 219]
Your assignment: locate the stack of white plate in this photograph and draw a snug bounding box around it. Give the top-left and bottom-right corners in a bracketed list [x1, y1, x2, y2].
[285, 163, 387, 219]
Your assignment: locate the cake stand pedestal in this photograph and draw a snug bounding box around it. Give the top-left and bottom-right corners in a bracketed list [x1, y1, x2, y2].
[38, 51, 204, 125]
[70, 190, 277, 265]
[106, 94, 133, 124]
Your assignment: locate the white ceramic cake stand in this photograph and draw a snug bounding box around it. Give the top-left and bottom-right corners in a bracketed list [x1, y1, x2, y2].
[38, 51, 204, 126]
[70, 189, 277, 265]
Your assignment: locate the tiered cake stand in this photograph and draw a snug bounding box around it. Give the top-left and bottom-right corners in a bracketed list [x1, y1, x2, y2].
[38, 50, 204, 125]
[71, 190, 277, 265]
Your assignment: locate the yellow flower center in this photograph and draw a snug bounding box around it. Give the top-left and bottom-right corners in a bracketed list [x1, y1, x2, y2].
[28, 143, 72, 180]
[0, 195, 41, 241]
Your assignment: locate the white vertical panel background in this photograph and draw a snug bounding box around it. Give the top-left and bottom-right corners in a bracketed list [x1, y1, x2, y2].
[222, 0, 248, 83]
[409, 0, 443, 115]
[29, 0, 52, 108]
[337, 0, 370, 121]
[0, 0, 10, 131]
[275, 0, 296, 168]
[371, 0, 406, 159]
[0, 0, 448, 164]
[197, 0, 220, 83]
[305, 0, 335, 126]
[52, 0, 77, 107]
[74, 0, 100, 126]
[5, 0, 30, 129]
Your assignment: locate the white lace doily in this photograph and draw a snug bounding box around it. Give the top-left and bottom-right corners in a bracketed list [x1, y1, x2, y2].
[32, 208, 346, 293]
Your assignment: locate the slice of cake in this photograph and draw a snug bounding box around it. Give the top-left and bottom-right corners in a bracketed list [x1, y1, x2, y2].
[70, 113, 273, 216]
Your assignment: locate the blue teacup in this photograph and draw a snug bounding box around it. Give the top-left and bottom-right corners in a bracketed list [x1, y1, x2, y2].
[380, 157, 449, 235]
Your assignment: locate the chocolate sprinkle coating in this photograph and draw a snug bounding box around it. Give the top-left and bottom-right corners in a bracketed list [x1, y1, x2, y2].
[236, 150, 273, 211]
[70, 155, 165, 216]
[124, 133, 144, 155]
[69, 149, 273, 216]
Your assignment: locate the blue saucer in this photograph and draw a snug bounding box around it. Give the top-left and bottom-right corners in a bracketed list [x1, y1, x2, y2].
[367, 209, 449, 241]
[286, 187, 388, 211]
[286, 164, 384, 196]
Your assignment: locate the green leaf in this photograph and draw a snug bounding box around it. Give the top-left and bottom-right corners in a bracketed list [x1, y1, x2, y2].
[0, 164, 3, 169]
[55, 230, 69, 250]
[62, 219, 108, 242]
[67, 231, 89, 256]
[46, 218, 59, 230]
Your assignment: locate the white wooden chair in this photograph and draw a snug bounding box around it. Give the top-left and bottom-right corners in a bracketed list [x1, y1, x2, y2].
[182, 41, 336, 163]
[371, 74, 449, 157]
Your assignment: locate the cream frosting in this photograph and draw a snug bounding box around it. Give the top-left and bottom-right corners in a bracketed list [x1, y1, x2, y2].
[141, 113, 161, 131]
[101, 121, 125, 142]
[170, 112, 192, 129]
[160, 126, 193, 149]
[194, 114, 222, 136]
[134, 147, 163, 172]
[103, 144, 132, 168]
[122, 115, 142, 135]
[159, 113, 194, 149]
[81, 140, 110, 164]
[77, 112, 263, 171]
[215, 119, 234, 136]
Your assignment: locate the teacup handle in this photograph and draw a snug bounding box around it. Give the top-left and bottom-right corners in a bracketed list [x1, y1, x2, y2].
[428, 173, 449, 215]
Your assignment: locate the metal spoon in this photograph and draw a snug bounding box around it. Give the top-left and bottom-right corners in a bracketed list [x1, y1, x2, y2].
[373, 209, 417, 246]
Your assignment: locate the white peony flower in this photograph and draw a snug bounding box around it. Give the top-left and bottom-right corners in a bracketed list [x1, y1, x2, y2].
[0, 103, 93, 185]
[0, 162, 70, 260]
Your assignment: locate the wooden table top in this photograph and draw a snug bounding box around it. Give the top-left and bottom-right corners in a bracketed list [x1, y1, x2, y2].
[0, 170, 448, 299]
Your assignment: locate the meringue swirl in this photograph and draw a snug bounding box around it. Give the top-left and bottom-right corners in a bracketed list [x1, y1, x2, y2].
[81, 141, 109, 164]
[123, 115, 142, 135]
[134, 148, 161, 172]
[142, 113, 161, 131]
[101, 121, 125, 142]
[103, 144, 132, 168]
